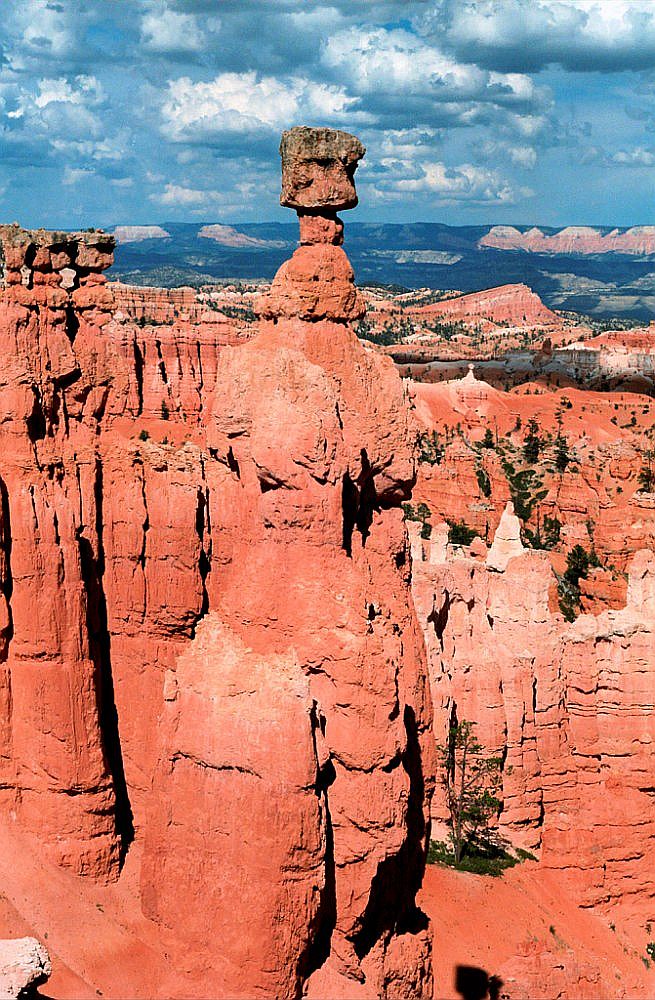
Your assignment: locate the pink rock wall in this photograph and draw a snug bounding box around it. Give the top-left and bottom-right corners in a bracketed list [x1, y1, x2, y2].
[0, 129, 435, 998]
[411, 519, 655, 923]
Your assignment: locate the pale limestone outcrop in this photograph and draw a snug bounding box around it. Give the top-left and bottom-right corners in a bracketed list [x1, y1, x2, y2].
[0, 938, 51, 998]
[486, 501, 525, 571]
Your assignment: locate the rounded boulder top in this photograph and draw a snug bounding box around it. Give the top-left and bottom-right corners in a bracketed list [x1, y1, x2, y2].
[279, 126, 366, 212]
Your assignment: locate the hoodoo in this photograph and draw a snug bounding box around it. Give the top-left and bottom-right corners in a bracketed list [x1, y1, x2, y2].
[140, 126, 436, 997]
[0, 130, 434, 998]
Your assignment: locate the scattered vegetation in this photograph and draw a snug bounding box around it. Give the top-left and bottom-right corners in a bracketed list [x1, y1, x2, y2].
[502, 459, 547, 521]
[447, 520, 478, 546]
[355, 317, 415, 345]
[217, 304, 256, 322]
[402, 501, 432, 539]
[554, 435, 571, 472]
[427, 719, 537, 876]
[523, 418, 543, 463]
[439, 719, 503, 866]
[426, 838, 528, 877]
[475, 463, 492, 498]
[557, 543, 601, 621]
[524, 512, 561, 551]
[418, 430, 445, 466]
[638, 450, 654, 493]
[423, 319, 476, 341]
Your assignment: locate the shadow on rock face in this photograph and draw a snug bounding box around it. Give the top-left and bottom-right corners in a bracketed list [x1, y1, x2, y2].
[455, 964, 505, 1000]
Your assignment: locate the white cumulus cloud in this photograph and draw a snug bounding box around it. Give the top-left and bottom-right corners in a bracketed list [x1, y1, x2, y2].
[426, 0, 655, 72]
[369, 159, 531, 205]
[161, 71, 369, 141]
[141, 7, 219, 54]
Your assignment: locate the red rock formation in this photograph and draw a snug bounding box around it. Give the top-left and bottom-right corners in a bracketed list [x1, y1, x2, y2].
[420, 863, 655, 999]
[412, 374, 655, 582]
[411, 517, 655, 933]
[141, 124, 434, 999]
[0, 129, 435, 998]
[480, 224, 655, 255]
[0, 226, 121, 879]
[415, 283, 558, 327]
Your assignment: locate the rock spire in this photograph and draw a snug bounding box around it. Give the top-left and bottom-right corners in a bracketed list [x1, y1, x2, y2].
[258, 126, 366, 322]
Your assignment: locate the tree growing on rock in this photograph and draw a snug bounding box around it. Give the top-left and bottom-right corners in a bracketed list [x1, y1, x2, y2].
[555, 435, 571, 472]
[638, 450, 654, 493]
[523, 418, 542, 463]
[440, 719, 503, 864]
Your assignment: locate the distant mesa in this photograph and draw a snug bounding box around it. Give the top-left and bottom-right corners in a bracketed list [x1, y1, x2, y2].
[113, 225, 170, 243]
[416, 282, 558, 327]
[480, 224, 655, 255]
[198, 224, 286, 249]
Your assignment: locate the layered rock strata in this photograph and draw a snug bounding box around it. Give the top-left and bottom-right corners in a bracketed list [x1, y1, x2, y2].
[0, 128, 434, 998]
[411, 516, 655, 924]
[142, 125, 434, 998]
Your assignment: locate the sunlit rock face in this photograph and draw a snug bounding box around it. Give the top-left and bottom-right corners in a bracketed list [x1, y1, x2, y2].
[142, 124, 435, 999]
[411, 514, 655, 932]
[0, 130, 435, 998]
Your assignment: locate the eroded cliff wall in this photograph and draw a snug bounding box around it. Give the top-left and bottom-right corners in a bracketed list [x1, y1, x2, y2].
[0, 130, 435, 999]
[411, 512, 655, 932]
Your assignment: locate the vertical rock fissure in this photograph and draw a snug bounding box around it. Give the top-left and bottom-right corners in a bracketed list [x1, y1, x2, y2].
[428, 589, 450, 651]
[136, 461, 149, 572]
[26, 385, 46, 442]
[195, 341, 204, 415]
[0, 478, 14, 654]
[355, 449, 378, 547]
[133, 337, 144, 416]
[352, 705, 428, 960]
[300, 704, 337, 987]
[194, 484, 211, 628]
[64, 302, 79, 345]
[79, 458, 134, 859]
[341, 473, 358, 556]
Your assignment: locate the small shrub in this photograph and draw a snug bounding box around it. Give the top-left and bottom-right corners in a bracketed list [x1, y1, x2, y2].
[515, 847, 537, 862]
[565, 544, 592, 588]
[447, 520, 478, 546]
[555, 436, 571, 472]
[543, 515, 561, 549]
[475, 464, 492, 498]
[426, 838, 525, 877]
[403, 501, 432, 539]
[557, 544, 600, 620]
[418, 430, 445, 466]
[523, 418, 542, 463]
[161, 400, 170, 421]
[481, 428, 495, 449]
[138, 429, 150, 442]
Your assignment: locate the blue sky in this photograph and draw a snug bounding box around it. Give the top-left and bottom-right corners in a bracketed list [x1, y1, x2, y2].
[2, 0, 655, 228]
